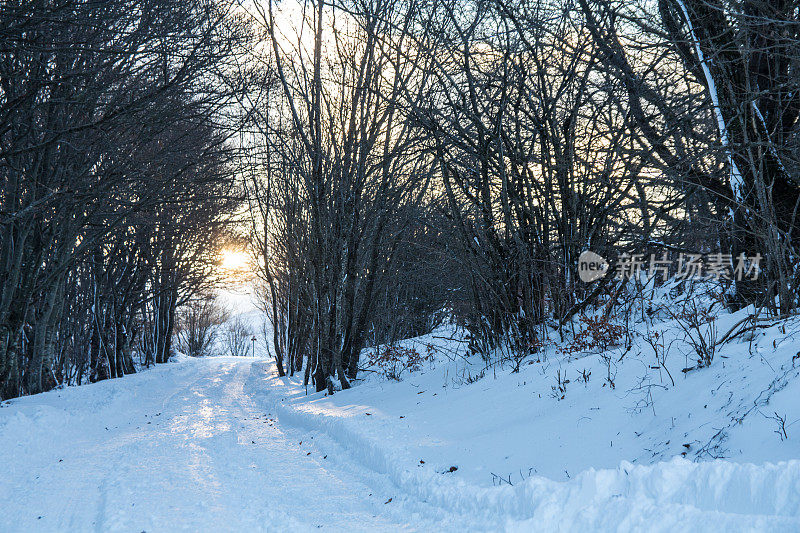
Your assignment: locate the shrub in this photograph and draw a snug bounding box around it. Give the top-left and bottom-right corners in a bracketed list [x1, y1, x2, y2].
[366, 345, 433, 380]
[563, 315, 625, 355]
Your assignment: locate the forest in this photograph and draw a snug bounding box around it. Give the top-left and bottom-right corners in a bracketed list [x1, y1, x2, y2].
[2, 0, 800, 529]
[2, 0, 798, 399]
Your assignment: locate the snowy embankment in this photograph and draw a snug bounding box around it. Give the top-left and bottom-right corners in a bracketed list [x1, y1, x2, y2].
[245, 296, 800, 530]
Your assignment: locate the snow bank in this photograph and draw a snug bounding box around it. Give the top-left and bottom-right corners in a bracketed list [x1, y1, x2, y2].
[245, 364, 800, 530]
[244, 303, 800, 530]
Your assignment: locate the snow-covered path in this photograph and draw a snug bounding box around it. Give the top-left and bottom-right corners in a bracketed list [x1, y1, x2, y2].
[0, 358, 465, 532]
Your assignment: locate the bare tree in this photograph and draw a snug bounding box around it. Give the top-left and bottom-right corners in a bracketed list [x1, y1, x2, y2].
[0, 0, 247, 398]
[176, 296, 230, 358]
[579, 0, 800, 313]
[224, 316, 254, 357]
[241, 0, 437, 391]
[406, 0, 657, 360]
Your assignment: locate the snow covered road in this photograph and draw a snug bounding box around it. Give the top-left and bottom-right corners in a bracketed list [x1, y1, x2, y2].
[0, 357, 469, 532]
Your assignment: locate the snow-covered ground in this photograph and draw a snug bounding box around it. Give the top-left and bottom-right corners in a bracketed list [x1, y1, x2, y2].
[246, 324, 800, 530]
[244, 283, 800, 531]
[2, 283, 800, 531]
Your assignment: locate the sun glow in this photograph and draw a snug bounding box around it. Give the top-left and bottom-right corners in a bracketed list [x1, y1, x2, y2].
[220, 249, 249, 271]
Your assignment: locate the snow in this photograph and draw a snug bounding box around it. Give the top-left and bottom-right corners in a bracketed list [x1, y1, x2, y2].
[0, 358, 472, 531]
[242, 287, 800, 529]
[2, 284, 800, 531]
